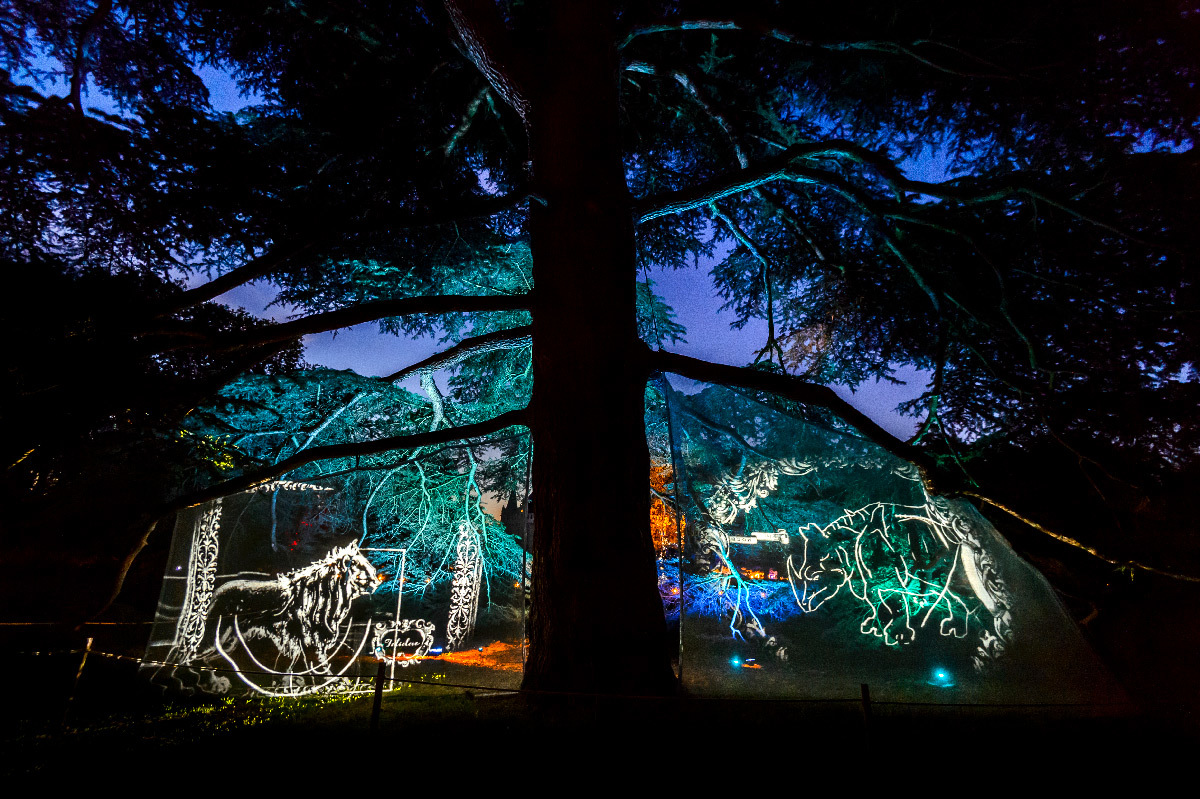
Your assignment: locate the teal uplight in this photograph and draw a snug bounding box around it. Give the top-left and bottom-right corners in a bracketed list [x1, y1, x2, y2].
[927, 667, 956, 688]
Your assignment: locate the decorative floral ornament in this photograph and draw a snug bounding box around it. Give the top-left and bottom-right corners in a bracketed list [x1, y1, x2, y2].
[708, 458, 813, 524]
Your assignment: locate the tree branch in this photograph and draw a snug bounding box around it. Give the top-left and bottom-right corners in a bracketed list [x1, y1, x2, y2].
[443, 84, 491, 158]
[637, 137, 1150, 248]
[161, 408, 530, 513]
[619, 18, 1014, 79]
[443, 0, 533, 123]
[707, 202, 784, 363]
[771, 167, 944, 311]
[964, 492, 1200, 583]
[634, 139, 899, 221]
[624, 61, 748, 168]
[644, 347, 950, 490]
[152, 294, 532, 355]
[756, 186, 828, 263]
[385, 324, 532, 382]
[155, 238, 322, 317]
[157, 191, 532, 318]
[69, 0, 112, 116]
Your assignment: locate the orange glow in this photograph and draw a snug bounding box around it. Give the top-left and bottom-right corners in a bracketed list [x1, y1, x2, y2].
[435, 640, 524, 672]
[649, 462, 681, 553]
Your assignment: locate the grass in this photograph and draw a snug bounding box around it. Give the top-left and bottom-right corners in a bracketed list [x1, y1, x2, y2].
[3, 624, 1198, 782]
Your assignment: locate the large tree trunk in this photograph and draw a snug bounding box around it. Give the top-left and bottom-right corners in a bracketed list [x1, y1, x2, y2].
[523, 3, 676, 694]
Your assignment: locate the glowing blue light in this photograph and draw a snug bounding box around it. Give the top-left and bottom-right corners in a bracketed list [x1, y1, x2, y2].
[927, 667, 956, 688]
[731, 657, 741, 667]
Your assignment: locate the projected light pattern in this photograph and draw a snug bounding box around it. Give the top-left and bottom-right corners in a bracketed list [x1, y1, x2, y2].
[174, 500, 223, 665]
[148, 485, 402, 696]
[148, 534, 381, 697]
[373, 618, 435, 666]
[787, 503, 979, 646]
[210, 541, 379, 696]
[688, 446, 1015, 670]
[688, 524, 793, 658]
[446, 522, 483, 651]
[682, 567, 797, 650]
[708, 458, 813, 524]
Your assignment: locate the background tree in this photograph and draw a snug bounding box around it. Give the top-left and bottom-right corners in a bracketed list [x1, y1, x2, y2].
[1, 1, 1195, 695]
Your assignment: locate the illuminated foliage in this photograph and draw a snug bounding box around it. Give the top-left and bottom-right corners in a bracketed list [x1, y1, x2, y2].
[186, 369, 527, 622]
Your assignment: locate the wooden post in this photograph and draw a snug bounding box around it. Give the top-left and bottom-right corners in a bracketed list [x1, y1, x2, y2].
[860, 682, 873, 748]
[370, 659, 386, 732]
[63, 636, 93, 729]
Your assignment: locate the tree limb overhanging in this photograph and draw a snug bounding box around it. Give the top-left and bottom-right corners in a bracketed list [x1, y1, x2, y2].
[634, 138, 920, 221]
[444, 0, 533, 123]
[91, 407, 531, 620]
[619, 16, 1015, 79]
[155, 238, 322, 317]
[624, 60, 749, 168]
[149, 294, 532, 355]
[68, 0, 113, 115]
[963, 492, 1200, 584]
[443, 84, 491, 158]
[156, 190, 533, 318]
[635, 138, 1148, 247]
[706, 202, 784, 363]
[161, 407, 530, 513]
[385, 324, 532, 382]
[644, 347, 947, 486]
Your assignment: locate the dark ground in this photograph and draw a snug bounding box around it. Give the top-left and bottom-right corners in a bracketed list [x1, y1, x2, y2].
[4, 535, 1199, 785]
[2, 623, 1196, 785]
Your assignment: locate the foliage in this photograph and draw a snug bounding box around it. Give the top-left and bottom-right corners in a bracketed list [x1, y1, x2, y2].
[1, 257, 302, 565]
[186, 368, 528, 611]
[1, 0, 1196, 643]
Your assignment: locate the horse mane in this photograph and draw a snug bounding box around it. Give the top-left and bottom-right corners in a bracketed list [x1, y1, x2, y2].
[276, 543, 373, 650]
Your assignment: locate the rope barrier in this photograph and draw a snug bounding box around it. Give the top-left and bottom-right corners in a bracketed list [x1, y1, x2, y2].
[0, 621, 155, 626]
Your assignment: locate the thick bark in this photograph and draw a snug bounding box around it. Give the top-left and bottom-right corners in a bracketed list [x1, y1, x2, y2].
[523, 3, 675, 695]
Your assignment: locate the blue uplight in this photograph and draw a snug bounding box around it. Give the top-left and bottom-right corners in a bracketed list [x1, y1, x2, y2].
[927, 667, 956, 688]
